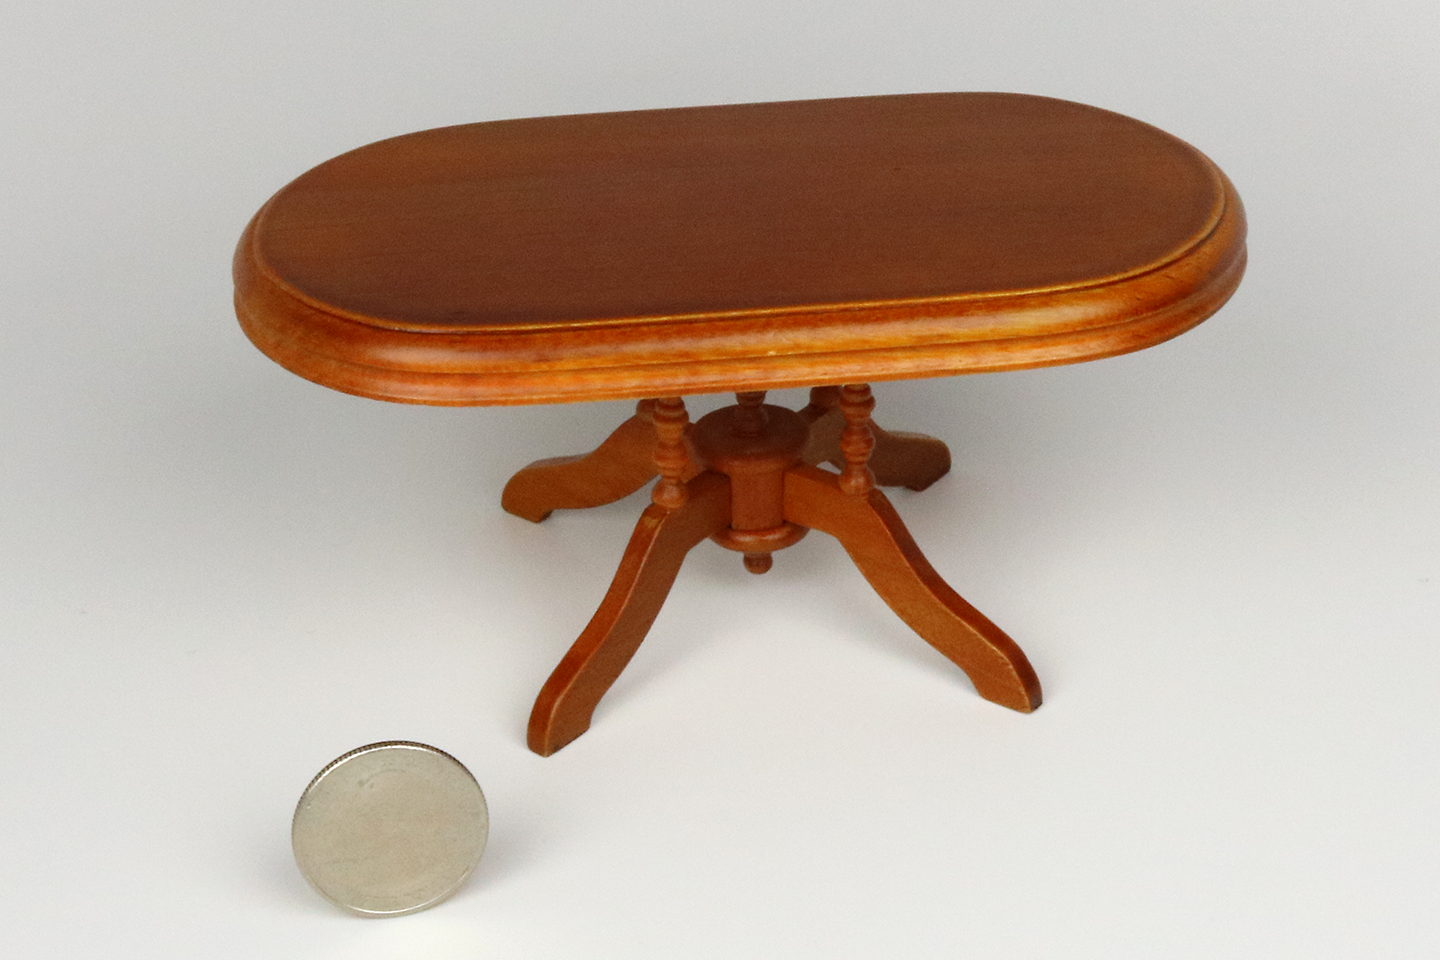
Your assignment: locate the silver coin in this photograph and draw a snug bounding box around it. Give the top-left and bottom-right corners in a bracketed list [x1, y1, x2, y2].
[292, 741, 488, 917]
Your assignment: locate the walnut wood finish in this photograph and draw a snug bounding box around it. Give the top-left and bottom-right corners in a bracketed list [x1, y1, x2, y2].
[527, 386, 1040, 755]
[500, 400, 661, 522]
[528, 471, 732, 756]
[502, 385, 952, 524]
[233, 92, 1246, 755]
[690, 395, 811, 575]
[235, 93, 1245, 407]
[782, 464, 1040, 712]
[800, 386, 952, 491]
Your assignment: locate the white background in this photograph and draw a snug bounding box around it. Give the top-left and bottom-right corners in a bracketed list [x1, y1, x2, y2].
[3, 2, 1437, 957]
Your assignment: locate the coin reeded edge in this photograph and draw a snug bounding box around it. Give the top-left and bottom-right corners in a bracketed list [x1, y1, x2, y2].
[291, 741, 488, 918]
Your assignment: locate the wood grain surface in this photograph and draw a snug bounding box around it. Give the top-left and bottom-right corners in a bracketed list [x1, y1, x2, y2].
[234, 92, 1246, 405]
[523, 386, 1041, 755]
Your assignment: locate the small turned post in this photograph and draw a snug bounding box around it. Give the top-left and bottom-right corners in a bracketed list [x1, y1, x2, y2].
[651, 397, 692, 510]
[733, 391, 770, 572]
[734, 391, 768, 437]
[838, 384, 877, 496]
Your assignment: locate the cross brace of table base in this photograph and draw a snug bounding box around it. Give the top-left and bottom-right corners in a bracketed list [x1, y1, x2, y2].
[504, 385, 1042, 756]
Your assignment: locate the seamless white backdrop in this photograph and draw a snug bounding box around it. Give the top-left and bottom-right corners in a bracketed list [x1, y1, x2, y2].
[3, 2, 1437, 957]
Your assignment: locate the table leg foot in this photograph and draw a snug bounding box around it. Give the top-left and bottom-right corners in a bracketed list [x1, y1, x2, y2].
[501, 401, 662, 523]
[869, 427, 952, 491]
[800, 387, 952, 491]
[527, 472, 732, 755]
[784, 463, 1042, 712]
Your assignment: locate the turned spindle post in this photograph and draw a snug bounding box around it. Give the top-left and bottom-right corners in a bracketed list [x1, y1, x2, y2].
[651, 397, 692, 510]
[838, 384, 877, 496]
[733, 390, 768, 438]
[733, 391, 771, 572]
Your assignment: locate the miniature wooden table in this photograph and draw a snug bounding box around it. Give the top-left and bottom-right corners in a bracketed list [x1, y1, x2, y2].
[235, 93, 1246, 755]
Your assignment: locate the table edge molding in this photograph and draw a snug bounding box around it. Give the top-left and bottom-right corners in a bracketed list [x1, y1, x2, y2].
[234, 176, 1246, 406]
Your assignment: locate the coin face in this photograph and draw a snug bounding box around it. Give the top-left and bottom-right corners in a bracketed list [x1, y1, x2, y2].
[292, 742, 488, 917]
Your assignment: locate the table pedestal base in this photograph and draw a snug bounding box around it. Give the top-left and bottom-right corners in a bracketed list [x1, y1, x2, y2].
[505, 386, 1042, 756]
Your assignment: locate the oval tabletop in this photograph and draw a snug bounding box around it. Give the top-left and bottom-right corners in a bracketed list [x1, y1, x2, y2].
[235, 92, 1245, 405]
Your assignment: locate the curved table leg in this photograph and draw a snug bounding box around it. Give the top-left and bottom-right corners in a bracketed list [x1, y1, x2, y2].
[502, 401, 661, 522]
[799, 388, 952, 491]
[784, 464, 1041, 712]
[868, 426, 952, 491]
[528, 472, 732, 755]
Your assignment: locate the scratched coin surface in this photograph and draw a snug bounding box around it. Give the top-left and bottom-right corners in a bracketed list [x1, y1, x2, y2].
[292, 741, 488, 917]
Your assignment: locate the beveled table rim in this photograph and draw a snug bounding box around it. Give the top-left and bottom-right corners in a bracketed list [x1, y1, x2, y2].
[234, 92, 1247, 406]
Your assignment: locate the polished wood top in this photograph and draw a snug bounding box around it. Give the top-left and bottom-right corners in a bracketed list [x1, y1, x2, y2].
[235, 93, 1245, 405]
